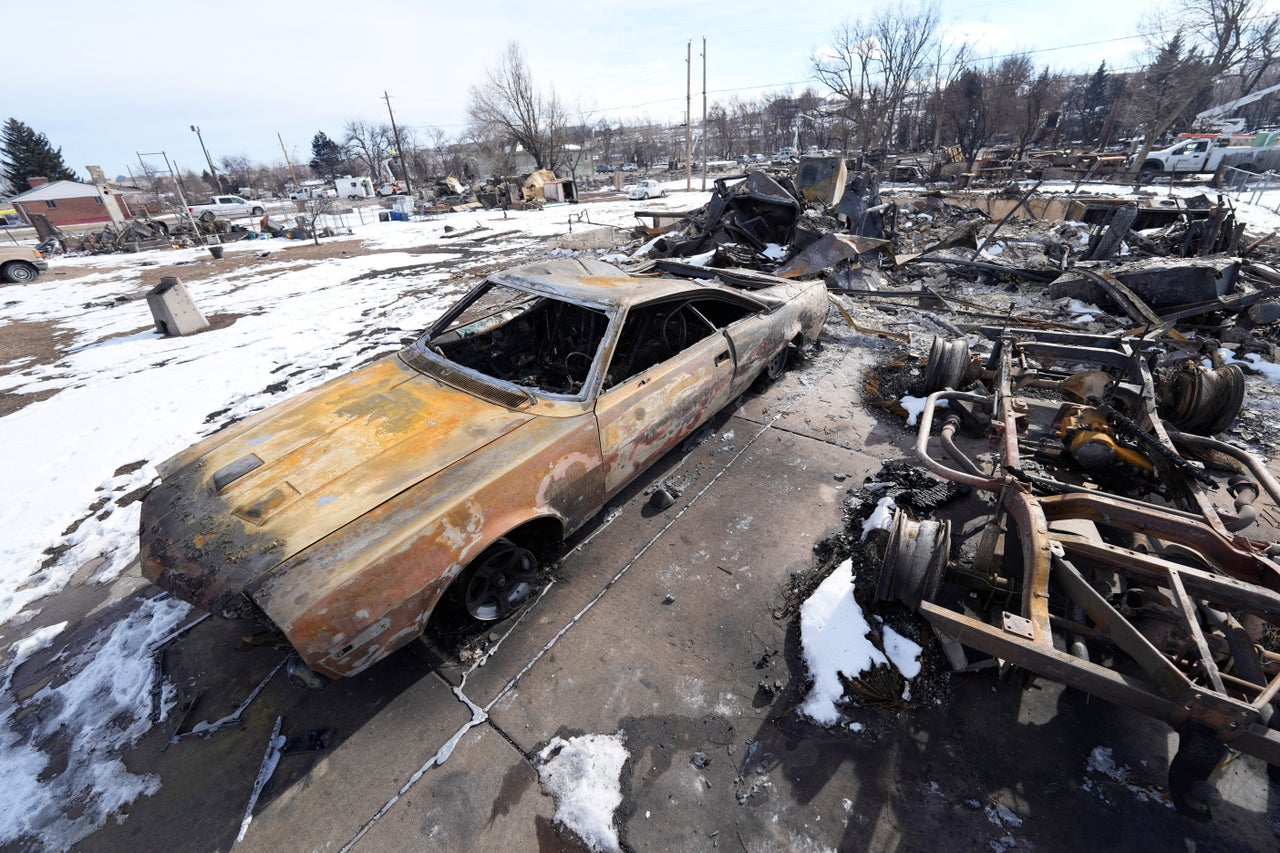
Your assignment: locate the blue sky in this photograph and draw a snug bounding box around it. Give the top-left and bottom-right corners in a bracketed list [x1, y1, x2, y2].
[9, 0, 1157, 181]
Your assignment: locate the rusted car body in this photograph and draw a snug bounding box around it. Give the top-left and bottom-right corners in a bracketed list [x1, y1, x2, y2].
[141, 258, 827, 678]
[891, 327, 1280, 812]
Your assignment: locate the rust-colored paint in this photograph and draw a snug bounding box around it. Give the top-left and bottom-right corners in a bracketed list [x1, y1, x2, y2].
[141, 262, 829, 678]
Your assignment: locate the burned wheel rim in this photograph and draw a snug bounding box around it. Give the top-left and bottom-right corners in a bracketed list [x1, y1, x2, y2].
[923, 336, 970, 393]
[462, 540, 538, 622]
[1159, 363, 1245, 435]
[876, 509, 950, 609]
[764, 346, 789, 381]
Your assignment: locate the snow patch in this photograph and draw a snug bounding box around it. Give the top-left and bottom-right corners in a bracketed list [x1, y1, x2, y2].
[899, 394, 947, 426]
[537, 733, 628, 853]
[861, 496, 897, 541]
[0, 596, 189, 850]
[798, 559, 889, 725]
[881, 625, 922, 680]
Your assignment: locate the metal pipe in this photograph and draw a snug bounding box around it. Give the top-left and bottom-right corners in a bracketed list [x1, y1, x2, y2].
[914, 390, 1002, 491]
[1168, 429, 1280, 511]
[939, 414, 986, 478]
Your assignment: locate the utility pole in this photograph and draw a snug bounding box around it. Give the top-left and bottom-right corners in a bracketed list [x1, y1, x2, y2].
[278, 132, 300, 189]
[383, 90, 414, 198]
[685, 41, 692, 191]
[701, 37, 707, 192]
[190, 125, 221, 194]
[139, 150, 206, 241]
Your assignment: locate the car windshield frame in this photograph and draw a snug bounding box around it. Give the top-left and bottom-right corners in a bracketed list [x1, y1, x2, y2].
[402, 280, 619, 405]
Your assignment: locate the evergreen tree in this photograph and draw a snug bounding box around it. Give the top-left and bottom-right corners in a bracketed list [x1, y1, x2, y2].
[1078, 62, 1111, 144]
[309, 131, 348, 180]
[0, 119, 79, 190]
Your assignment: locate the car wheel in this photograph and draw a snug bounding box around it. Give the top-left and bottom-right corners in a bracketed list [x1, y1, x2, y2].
[1140, 161, 1162, 173]
[199, 211, 216, 223]
[1, 261, 38, 283]
[457, 538, 539, 622]
[758, 345, 789, 386]
[251, 206, 265, 216]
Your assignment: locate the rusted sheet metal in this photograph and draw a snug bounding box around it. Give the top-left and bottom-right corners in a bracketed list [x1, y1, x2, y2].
[252, 414, 605, 677]
[775, 233, 894, 279]
[141, 259, 829, 679]
[597, 333, 735, 496]
[142, 357, 533, 611]
[794, 155, 848, 206]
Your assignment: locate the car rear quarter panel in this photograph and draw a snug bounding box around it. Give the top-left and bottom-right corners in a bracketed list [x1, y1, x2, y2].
[727, 280, 828, 386]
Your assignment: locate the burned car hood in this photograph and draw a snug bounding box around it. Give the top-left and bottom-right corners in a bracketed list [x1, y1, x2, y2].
[140, 356, 534, 613]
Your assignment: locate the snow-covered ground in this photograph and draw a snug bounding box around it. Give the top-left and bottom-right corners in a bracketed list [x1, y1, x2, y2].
[0, 189, 704, 850]
[4, 173, 1279, 848]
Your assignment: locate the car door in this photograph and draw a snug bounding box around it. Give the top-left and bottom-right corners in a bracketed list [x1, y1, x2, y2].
[1169, 141, 1207, 172]
[594, 298, 737, 497]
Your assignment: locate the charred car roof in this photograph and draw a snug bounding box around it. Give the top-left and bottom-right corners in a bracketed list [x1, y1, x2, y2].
[487, 258, 781, 310]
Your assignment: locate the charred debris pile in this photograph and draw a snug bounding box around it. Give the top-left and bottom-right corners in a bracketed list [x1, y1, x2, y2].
[643, 161, 1280, 816]
[631, 160, 1280, 367]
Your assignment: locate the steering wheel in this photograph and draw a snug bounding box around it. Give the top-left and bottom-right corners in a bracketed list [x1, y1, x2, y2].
[661, 309, 688, 352]
[565, 351, 593, 380]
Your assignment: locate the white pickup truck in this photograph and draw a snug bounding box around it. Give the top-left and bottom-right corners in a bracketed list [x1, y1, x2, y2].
[187, 195, 267, 221]
[1131, 137, 1259, 174]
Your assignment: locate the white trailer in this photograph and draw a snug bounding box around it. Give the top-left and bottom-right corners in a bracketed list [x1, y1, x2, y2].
[335, 176, 374, 199]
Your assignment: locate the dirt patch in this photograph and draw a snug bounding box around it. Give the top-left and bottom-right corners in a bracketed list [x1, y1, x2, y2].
[0, 317, 73, 368]
[0, 388, 58, 419]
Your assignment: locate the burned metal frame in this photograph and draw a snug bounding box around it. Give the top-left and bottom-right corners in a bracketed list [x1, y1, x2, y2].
[908, 327, 1280, 787]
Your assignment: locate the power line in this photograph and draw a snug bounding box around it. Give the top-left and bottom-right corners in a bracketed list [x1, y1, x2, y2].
[396, 32, 1166, 134]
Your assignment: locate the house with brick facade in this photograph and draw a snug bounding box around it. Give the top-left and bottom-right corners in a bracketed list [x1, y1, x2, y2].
[9, 178, 132, 228]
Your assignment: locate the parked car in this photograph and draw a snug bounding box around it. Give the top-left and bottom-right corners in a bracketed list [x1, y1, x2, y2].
[594, 164, 614, 173]
[0, 245, 48, 283]
[621, 163, 639, 172]
[140, 258, 827, 681]
[627, 179, 667, 200]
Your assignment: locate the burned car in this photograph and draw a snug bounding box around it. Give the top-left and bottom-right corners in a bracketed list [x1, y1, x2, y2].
[141, 258, 827, 679]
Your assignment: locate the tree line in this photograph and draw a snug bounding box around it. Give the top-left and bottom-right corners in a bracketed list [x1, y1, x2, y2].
[3, 0, 1278, 200]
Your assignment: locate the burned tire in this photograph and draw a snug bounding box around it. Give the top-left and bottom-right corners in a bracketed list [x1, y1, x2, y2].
[923, 335, 970, 393]
[454, 538, 539, 623]
[1, 261, 38, 283]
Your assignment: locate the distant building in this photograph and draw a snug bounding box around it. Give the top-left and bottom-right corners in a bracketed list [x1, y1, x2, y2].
[9, 178, 132, 227]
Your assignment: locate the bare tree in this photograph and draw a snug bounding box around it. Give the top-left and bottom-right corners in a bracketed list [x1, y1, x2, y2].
[813, 2, 941, 152]
[345, 120, 394, 182]
[941, 69, 998, 171]
[468, 42, 561, 170]
[1125, 0, 1278, 175]
[925, 36, 972, 150]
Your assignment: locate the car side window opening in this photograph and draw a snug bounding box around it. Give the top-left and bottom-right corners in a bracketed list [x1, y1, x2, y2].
[430, 283, 608, 396]
[604, 297, 754, 389]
